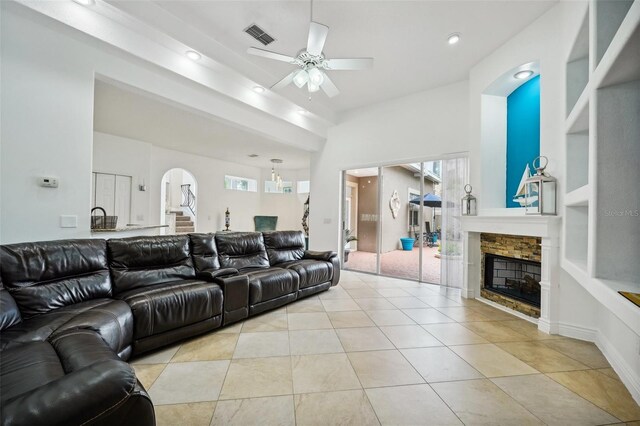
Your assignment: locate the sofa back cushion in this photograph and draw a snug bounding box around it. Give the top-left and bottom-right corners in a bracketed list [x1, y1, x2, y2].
[0, 239, 112, 319]
[189, 233, 220, 272]
[215, 232, 270, 270]
[263, 231, 305, 265]
[0, 283, 22, 330]
[107, 235, 195, 293]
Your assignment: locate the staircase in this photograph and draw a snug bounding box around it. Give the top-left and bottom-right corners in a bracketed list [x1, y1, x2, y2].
[174, 211, 194, 234]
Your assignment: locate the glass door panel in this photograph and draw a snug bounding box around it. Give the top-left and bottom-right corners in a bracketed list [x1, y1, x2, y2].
[421, 160, 443, 284]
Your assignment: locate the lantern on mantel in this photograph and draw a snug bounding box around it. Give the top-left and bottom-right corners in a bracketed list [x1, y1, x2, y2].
[461, 184, 477, 216]
[525, 156, 557, 215]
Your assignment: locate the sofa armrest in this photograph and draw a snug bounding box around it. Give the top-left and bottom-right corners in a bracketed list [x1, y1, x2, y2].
[1, 360, 154, 426]
[330, 256, 341, 287]
[303, 250, 337, 261]
[196, 268, 239, 281]
[215, 274, 249, 325]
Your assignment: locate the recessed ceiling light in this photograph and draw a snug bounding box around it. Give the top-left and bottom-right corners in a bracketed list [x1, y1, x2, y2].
[447, 33, 461, 45]
[73, 0, 95, 5]
[297, 109, 307, 115]
[514, 70, 534, 80]
[253, 86, 265, 93]
[186, 50, 201, 61]
[248, 154, 259, 158]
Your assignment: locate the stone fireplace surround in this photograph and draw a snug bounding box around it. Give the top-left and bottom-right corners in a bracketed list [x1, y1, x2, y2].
[460, 215, 561, 334]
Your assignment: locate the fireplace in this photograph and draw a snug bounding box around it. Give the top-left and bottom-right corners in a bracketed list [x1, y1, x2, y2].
[483, 254, 541, 307]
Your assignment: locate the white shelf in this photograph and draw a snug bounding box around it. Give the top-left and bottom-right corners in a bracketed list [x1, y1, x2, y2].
[593, 0, 640, 89]
[564, 184, 590, 207]
[595, 0, 635, 67]
[566, 10, 590, 116]
[565, 90, 590, 133]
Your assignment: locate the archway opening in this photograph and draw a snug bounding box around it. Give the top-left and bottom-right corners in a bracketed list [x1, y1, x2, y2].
[160, 168, 197, 234]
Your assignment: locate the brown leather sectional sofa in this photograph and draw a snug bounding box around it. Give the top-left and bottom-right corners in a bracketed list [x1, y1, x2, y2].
[0, 230, 339, 426]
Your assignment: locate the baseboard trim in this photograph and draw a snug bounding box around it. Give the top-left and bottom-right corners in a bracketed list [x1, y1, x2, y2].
[557, 321, 640, 405]
[475, 297, 538, 324]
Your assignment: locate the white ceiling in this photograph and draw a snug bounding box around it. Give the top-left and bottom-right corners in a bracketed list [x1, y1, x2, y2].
[93, 80, 311, 169]
[109, 0, 556, 112]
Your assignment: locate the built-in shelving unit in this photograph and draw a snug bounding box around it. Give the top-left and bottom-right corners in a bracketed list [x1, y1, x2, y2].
[563, 0, 640, 332]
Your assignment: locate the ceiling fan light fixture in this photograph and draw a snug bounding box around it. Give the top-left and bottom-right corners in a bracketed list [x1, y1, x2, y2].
[307, 82, 320, 93]
[293, 69, 309, 88]
[447, 33, 461, 45]
[307, 67, 324, 86]
[514, 70, 534, 80]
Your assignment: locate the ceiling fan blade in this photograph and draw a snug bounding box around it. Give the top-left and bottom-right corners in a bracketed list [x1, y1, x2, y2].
[271, 70, 297, 90]
[247, 47, 296, 63]
[324, 58, 374, 70]
[307, 21, 329, 56]
[320, 72, 340, 98]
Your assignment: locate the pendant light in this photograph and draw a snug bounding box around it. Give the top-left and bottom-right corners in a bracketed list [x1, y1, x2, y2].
[270, 159, 284, 191]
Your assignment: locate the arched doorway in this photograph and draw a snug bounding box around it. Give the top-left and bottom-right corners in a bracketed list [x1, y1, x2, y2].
[160, 168, 197, 234]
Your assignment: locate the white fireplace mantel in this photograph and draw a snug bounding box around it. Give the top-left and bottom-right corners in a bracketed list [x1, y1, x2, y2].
[460, 214, 562, 335]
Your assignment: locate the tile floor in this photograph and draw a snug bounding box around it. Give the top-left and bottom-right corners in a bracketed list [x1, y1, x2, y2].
[131, 271, 640, 425]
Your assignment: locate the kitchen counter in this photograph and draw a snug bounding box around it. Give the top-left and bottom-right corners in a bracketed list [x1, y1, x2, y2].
[91, 224, 168, 236]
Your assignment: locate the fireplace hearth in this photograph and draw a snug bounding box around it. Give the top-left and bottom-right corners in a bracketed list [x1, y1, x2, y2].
[484, 253, 541, 307]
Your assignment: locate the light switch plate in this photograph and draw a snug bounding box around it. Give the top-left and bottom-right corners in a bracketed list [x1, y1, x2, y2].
[60, 215, 78, 228]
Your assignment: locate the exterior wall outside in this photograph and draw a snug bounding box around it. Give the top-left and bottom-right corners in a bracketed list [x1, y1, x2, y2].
[355, 176, 378, 253]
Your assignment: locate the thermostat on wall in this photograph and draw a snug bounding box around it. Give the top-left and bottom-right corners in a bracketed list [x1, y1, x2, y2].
[40, 177, 59, 188]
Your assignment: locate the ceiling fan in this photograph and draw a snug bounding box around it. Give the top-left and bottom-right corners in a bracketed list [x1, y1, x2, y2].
[247, 20, 374, 98]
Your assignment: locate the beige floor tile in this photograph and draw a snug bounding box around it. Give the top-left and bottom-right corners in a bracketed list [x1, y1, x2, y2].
[401, 347, 484, 382]
[418, 296, 463, 308]
[211, 395, 295, 426]
[294, 389, 379, 426]
[453, 298, 487, 308]
[469, 305, 518, 321]
[547, 370, 640, 421]
[435, 306, 492, 322]
[219, 357, 292, 400]
[422, 322, 488, 345]
[492, 374, 619, 425]
[500, 319, 561, 340]
[432, 379, 544, 425]
[340, 280, 371, 289]
[318, 287, 352, 299]
[336, 327, 395, 352]
[130, 344, 181, 365]
[233, 331, 290, 358]
[462, 321, 529, 342]
[366, 384, 462, 425]
[450, 344, 539, 377]
[172, 333, 238, 362]
[347, 288, 384, 298]
[365, 309, 416, 326]
[543, 338, 611, 368]
[402, 308, 455, 324]
[132, 364, 165, 389]
[404, 287, 441, 297]
[292, 353, 361, 394]
[217, 321, 243, 334]
[597, 367, 622, 381]
[289, 329, 344, 355]
[149, 360, 230, 405]
[386, 296, 430, 309]
[321, 298, 362, 312]
[354, 298, 397, 310]
[375, 288, 412, 298]
[241, 312, 288, 333]
[287, 296, 325, 313]
[379, 325, 442, 349]
[496, 341, 589, 373]
[328, 310, 376, 328]
[287, 312, 333, 330]
[155, 401, 216, 426]
[347, 350, 424, 387]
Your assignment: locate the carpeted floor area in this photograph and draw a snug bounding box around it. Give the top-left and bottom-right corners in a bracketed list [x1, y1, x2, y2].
[345, 246, 441, 283]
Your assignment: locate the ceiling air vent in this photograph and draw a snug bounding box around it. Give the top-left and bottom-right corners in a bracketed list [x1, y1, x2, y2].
[244, 24, 275, 46]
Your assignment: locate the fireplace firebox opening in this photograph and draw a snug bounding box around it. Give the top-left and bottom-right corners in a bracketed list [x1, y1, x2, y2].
[483, 253, 541, 308]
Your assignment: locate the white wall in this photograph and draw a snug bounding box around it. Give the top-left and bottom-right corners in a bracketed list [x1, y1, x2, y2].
[259, 168, 309, 232]
[309, 80, 470, 251]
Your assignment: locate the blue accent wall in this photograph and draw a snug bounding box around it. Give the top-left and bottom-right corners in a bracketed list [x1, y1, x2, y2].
[506, 75, 540, 208]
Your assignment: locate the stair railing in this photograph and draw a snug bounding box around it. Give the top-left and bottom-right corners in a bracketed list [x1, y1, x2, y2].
[180, 184, 196, 216]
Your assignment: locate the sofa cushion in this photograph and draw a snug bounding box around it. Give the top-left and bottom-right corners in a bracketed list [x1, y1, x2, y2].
[215, 232, 270, 270]
[108, 235, 196, 293]
[0, 239, 112, 319]
[0, 286, 22, 331]
[116, 280, 223, 340]
[189, 233, 221, 271]
[0, 298, 133, 357]
[262, 231, 305, 265]
[245, 268, 299, 305]
[280, 259, 333, 289]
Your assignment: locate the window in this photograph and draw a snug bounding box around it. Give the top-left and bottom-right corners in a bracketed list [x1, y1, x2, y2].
[297, 180, 310, 194]
[224, 175, 257, 192]
[265, 181, 293, 193]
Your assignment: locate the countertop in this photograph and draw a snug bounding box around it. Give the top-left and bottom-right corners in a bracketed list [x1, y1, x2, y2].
[91, 224, 169, 233]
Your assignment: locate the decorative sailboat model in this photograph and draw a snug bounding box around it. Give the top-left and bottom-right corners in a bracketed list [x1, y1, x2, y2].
[513, 164, 538, 207]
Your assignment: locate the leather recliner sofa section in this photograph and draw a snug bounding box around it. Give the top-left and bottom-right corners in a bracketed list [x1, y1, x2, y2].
[0, 230, 339, 426]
